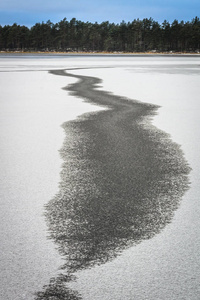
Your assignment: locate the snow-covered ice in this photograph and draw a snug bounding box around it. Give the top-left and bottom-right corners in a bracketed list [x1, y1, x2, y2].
[0, 54, 200, 300]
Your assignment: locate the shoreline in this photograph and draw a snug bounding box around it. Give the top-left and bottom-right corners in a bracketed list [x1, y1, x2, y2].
[1, 50, 200, 56]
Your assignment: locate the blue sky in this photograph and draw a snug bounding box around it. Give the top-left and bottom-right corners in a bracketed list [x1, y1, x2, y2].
[0, 0, 199, 27]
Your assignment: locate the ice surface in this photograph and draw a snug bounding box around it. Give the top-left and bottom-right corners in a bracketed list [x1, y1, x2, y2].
[0, 54, 200, 300]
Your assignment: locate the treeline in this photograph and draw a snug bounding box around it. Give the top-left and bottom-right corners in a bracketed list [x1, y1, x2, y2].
[0, 17, 200, 52]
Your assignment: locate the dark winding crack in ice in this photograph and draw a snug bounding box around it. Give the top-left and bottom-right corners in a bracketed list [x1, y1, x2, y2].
[35, 68, 190, 300]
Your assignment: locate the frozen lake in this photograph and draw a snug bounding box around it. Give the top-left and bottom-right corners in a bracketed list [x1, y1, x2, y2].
[0, 54, 200, 300]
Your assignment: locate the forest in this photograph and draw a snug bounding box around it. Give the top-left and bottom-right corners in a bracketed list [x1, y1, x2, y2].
[0, 17, 200, 53]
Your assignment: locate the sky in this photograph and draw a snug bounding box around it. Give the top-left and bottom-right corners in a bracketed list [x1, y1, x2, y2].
[0, 0, 199, 27]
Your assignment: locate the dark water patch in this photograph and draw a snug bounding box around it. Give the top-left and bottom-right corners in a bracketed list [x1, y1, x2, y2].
[35, 69, 190, 299]
[35, 274, 81, 300]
